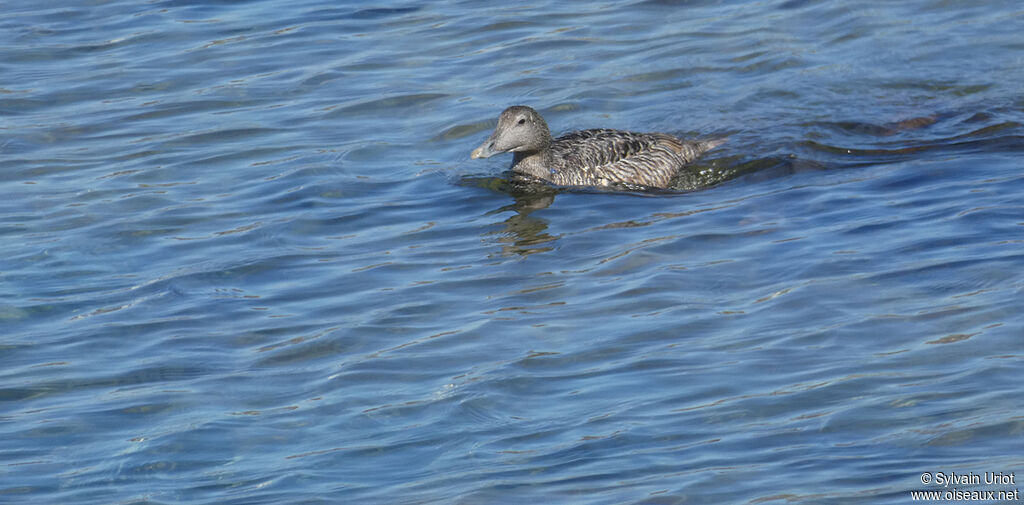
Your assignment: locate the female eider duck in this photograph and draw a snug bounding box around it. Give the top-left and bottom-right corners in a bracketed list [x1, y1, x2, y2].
[471, 105, 725, 189]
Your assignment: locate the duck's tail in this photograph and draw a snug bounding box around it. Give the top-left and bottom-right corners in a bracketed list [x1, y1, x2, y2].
[673, 137, 727, 164]
[698, 137, 727, 153]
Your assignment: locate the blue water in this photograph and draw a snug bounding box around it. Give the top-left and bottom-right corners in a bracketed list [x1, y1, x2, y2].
[3, 1, 1023, 503]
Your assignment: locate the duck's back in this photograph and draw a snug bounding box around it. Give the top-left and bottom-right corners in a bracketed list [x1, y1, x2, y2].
[547, 129, 718, 188]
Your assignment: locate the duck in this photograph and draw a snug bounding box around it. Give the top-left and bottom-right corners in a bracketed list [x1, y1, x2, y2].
[471, 105, 725, 189]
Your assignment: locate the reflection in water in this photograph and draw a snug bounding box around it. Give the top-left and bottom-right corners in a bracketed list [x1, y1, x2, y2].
[487, 179, 560, 258]
[455, 175, 560, 257]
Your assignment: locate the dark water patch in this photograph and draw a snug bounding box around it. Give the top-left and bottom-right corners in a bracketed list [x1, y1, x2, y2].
[803, 134, 1024, 161]
[330, 92, 448, 117]
[345, 6, 421, 20]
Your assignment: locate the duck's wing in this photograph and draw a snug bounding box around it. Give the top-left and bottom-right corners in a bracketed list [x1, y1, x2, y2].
[552, 129, 651, 167]
[551, 129, 718, 187]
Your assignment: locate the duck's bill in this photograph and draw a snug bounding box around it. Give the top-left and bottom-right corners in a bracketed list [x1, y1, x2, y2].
[470, 138, 500, 159]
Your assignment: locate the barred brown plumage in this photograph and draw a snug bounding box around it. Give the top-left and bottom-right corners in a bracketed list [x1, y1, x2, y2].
[471, 105, 725, 189]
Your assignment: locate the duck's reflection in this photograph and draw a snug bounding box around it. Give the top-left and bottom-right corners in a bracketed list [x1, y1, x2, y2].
[482, 177, 559, 257]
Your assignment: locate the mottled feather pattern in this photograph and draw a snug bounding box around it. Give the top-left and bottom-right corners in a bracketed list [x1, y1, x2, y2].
[549, 129, 711, 187]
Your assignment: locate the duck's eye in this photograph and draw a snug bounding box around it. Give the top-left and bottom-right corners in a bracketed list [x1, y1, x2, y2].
[517, 118, 526, 125]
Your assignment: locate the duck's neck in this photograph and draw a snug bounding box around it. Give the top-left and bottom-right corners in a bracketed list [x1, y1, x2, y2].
[512, 149, 555, 182]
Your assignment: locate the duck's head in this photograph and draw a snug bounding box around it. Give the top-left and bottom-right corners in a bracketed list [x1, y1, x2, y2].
[471, 105, 552, 159]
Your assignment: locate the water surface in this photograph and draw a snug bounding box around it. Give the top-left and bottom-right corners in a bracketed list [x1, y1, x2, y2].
[2, 1, 1023, 503]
